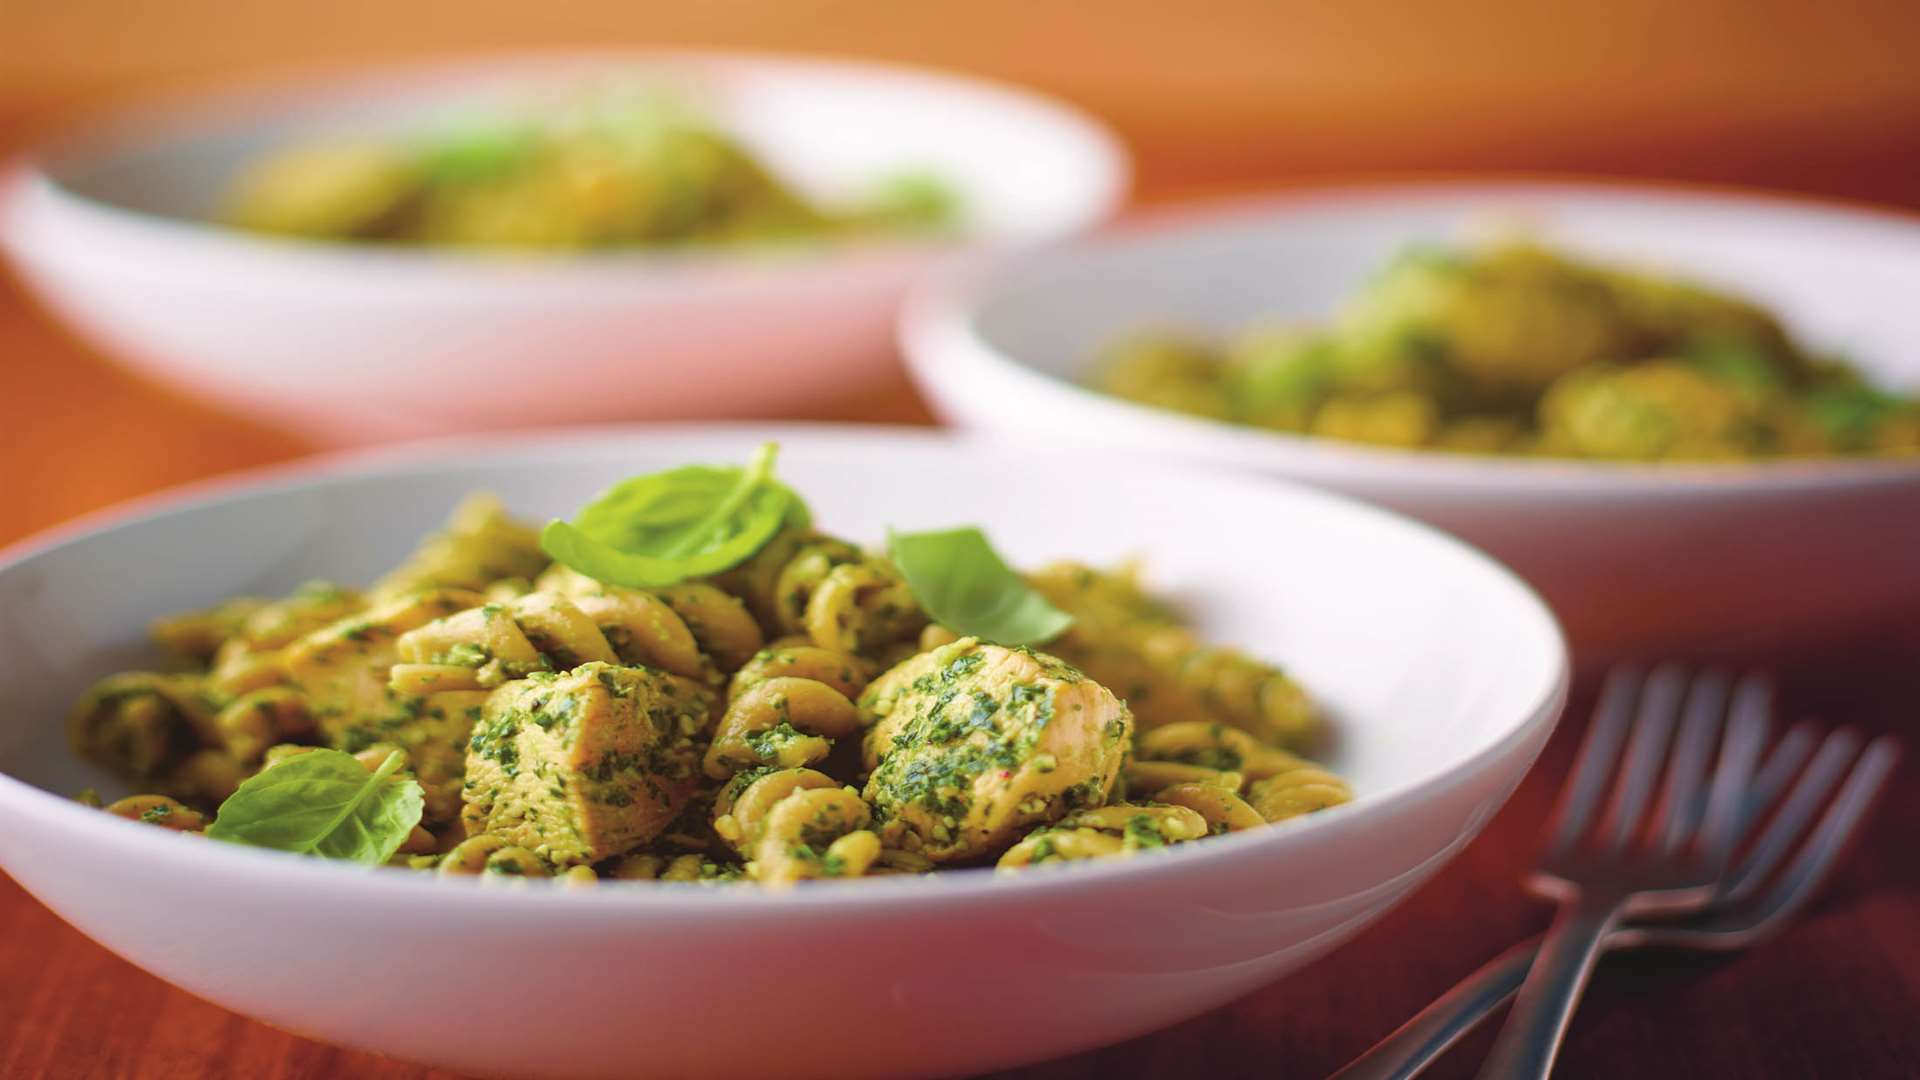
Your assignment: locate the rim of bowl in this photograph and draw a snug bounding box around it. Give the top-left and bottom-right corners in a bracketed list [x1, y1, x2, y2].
[1, 48, 1131, 280]
[0, 421, 1567, 914]
[902, 176, 1920, 497]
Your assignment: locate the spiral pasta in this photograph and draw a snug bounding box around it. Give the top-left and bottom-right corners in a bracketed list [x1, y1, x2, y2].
[1135, 721, 1352, 823]
[711, 527, 926, 657]
[703, 644, 870, 779]
[213, 686, 315, 764]
[1246, 765, 1353, 823]
[149, 597, 267, 665]
[997, 804, 1210, 870]
[1136, 721, 1331, 781]
[709, 769, 881, 886]
[104, 794, 207, 832]
[191, 581, 367, 699]
[1029, 562, 1319, 749]
[689, 640, 892, 884]
[391, 591, 701, 692]
[539, 566, 766, 674]
[1153, 782, 1267, 834]
[368, 495, 549, 604]
[603, 852, 745, 883]
[390, 573, 770, 699]
[437, 833, 552, 879]
[711, 766, 837, 848]
[1120, 759, 1245, 796]
[751, 787, 882, 886]
[70, 673, 218, 787]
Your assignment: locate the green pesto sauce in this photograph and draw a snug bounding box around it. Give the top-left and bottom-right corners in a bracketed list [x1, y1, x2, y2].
[431, 641, 492, 668]
[1123, 813, 1167, 850]
[1153, 723, 1243, 770]
[744, 721, 809, 761]
[865, 644, 1072, 836]
[467, 711, 522, 777]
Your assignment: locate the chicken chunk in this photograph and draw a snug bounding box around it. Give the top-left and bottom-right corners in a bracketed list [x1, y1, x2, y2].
[1537, 360, 1767, 461]
[461, 662, 713, 867]
[220, 142, 420, 240]
[68, 672, 218, 788]
[860, 639, 1131, 863]
[281, 588, 484, 823]
[283, 589, 481, 742]
[1335, 242, 1639, 401]
[1095, 335, 1234, 421]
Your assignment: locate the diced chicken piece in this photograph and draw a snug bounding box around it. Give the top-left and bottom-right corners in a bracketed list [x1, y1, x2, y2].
[861, 638, 1131, 863]
[282, 589, 483, 824]
[461, 662, 713, 867]
[283, 589, 482, 743]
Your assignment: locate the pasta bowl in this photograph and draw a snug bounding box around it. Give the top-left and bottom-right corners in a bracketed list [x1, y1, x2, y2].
[0, 52, 1126, 445]
[902, 182, 1920, 661]
[0, 425, 1565, 1079]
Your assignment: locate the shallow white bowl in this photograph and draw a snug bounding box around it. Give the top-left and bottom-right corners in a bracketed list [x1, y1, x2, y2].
[0, 53, 1126, 445]
[903, 182, 1920, 661]
[0, 425, 1563, 1079]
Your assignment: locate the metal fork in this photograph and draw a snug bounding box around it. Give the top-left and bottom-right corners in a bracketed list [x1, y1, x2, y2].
[1471, 666, 1763, 1078]
[1332, 684, 1898, 1080]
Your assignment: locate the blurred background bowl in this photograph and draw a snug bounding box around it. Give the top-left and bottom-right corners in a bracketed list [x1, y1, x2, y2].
[0, 51, 1127, 445]
[903, 181, 1920, 662]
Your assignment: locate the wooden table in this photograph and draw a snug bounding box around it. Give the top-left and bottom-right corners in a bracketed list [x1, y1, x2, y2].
[4, 237, 1919, 1080]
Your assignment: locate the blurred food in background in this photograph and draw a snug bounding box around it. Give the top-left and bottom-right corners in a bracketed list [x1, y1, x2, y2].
[1095, 240, 1920, 461]
[905, 185, 1920, 659]
[0, 53, 1123, 444]
[221, 85, 958, 250]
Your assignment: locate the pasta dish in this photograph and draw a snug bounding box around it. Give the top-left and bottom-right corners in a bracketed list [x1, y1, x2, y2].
[69, 446, 1347, 888]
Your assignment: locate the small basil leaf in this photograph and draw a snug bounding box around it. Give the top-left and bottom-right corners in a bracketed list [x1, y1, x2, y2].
[888, 526, 1074, 647]
[414, 122, 541, 185]
[541, 442, 810, 588]
[206, 749, 422, 865]
[856, 169, 962, 229]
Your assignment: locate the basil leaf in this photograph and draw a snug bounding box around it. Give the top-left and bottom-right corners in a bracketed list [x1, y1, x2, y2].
[541, 442, 810, 588]
[415, 122, 541, 184]
[206, 749, 422, 865]
[888, 526, 1074, 647]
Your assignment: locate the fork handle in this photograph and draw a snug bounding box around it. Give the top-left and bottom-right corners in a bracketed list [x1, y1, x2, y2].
[1328, 937, 1541, 1080]
[1475, 893, 1624, 1079]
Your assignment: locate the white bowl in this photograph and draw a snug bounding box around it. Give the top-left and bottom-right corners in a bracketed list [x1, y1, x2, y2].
[0, 425, 1564, 1080]
[0, 53, 1126, 445]
[903, 182, 1920, 662]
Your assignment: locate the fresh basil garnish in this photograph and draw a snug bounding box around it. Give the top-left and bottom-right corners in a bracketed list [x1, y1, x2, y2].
[541, 442, 809, 589]
[206, 749, 422, 865]
[888, 526, 1074, 647]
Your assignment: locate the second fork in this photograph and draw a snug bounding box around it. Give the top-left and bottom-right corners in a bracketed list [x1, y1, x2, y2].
[1474, 667, 1767, 1079]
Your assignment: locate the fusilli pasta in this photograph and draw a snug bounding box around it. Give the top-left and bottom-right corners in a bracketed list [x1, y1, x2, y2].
[71, 492, 1353, 889]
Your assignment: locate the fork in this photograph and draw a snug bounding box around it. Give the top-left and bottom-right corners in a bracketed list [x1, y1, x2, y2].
[1332, 683, 1898, 1080]
[1470, 666, 1766, 1078]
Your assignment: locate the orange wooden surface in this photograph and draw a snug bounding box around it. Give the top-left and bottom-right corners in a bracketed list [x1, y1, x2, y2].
[5, 6, 1920, 1077]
